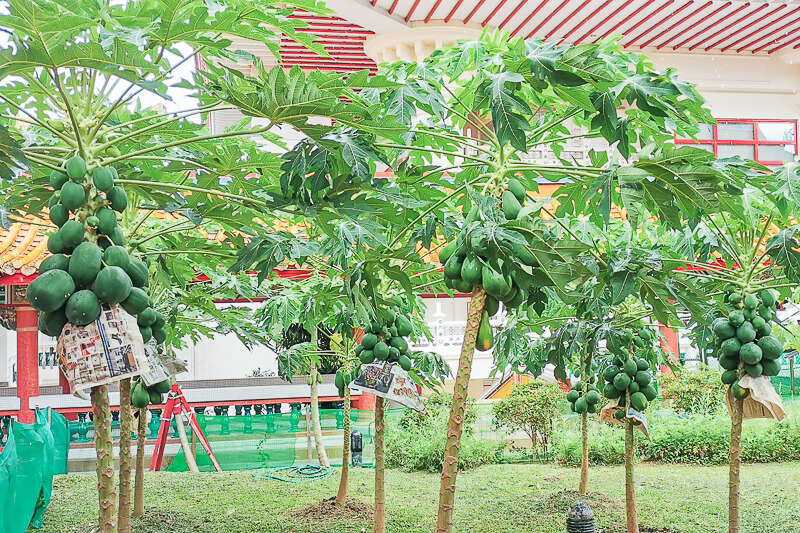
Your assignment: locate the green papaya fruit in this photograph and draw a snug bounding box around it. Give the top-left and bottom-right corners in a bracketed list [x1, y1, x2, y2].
[507, 178, 527, 203]
[65, 156, 87, 181]
[476, 311, 493, 351]
[443, 253, 464, 280]
[439, 240, 458, 265]
[481, 267, 511, 299]
[395, 316, 413, 337]
[484, 295, 500, 317]
[501, 191, 522, 220]
[461, 255, 483, 285]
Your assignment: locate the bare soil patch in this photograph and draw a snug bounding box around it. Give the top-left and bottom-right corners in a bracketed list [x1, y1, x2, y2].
[289, 496, 374, 522]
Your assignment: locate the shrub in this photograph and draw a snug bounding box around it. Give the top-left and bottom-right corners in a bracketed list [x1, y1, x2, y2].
[555, 420, 628, 467]
[554, 406, 800, 466]
[398, 392, 477, 434]
[643, 414, 730, 464]
[659, 366, 726, 415]
[385, 393, 502, 472]
[492, 380, 564, 456]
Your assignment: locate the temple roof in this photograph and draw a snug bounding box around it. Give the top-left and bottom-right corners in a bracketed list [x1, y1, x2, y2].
[0, 218, 51, 280]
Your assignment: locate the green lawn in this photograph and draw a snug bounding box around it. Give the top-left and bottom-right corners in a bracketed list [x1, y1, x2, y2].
[40, 462, 800, 533]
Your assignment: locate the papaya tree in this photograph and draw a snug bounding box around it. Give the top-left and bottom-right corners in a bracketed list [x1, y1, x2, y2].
[493, 224, 684, 530]
[239, 226, 447, 521]
[364, 30, 764, 532]
[655, 167, 800, 533]
[126, 213, 278, 517]
[0, 0, 416, 529]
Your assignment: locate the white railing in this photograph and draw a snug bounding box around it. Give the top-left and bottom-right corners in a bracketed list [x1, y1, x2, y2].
[413, 317, 508, 349]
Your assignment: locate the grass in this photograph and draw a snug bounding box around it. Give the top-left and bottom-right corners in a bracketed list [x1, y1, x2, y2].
[40, 462, 800, 533]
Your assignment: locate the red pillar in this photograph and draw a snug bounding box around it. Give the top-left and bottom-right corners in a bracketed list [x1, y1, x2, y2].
[16, 306, 39, 424]
[659, 325, 680, 370]
[59, 368, 70, 393]
[352, 392, 376, 411]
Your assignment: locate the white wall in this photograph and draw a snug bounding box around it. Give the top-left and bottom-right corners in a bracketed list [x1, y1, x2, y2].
[647, 51, 800, 121]
[174, 334, 280, 380]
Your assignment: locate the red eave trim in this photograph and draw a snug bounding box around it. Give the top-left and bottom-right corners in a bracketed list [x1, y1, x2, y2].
[576, 0, 634, 44]
[642, 1, 714, 50]
[546, 0, 592, 40]
[285, 50, 372, 56]
[691, 3, 767, 50]
[527, 0, 571, 39]
[512, 0, 554, 38]
[625, 1, 693, 48]
[445, 0, 467, 23]
[500, 0, 531, 30]
[464, 0, 488, 24]
[562, 0, 613, 42]
[736, 12, 800, 53]
[425, 0, 445, 23]
[661, 1, 731, 50]
[707, 4, 786, 51]
[675, 2, 748, 50]
[774, 33, 800, 53]
[483, 0, 511, 27]
[405, 0, 424, 21]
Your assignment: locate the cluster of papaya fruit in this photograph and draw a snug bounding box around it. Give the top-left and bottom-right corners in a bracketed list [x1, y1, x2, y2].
[356, 308, 413, 366]
[348, 308, 415, 395]
[566, 380, 603, 414]
[713, 288, 783, 400]
[439, 179, 542, 352]
[599, 328, 658, 418]
[131, 378, 171, 409]
[334, 366, 359, 399]
[26, 155, 166, 346]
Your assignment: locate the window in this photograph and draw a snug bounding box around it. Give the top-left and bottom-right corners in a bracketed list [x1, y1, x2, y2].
[675, 119, 797, 165]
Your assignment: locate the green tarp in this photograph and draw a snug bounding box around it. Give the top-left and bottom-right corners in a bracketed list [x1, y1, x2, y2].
[168, 408, 406, 472]
[0, 408, 69, 532]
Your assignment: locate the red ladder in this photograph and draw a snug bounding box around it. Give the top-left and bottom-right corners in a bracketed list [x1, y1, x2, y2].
[149, 383, 222, 472]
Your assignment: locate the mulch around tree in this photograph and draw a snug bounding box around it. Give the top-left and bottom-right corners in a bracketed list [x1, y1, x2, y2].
[289, 496, 374, 522]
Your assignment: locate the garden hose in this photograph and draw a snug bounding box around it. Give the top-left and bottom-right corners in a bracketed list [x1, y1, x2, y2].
[251, 465, 334, 483]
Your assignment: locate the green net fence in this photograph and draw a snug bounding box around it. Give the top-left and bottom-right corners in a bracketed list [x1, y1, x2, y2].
[168, 408, 407, 472]
[0, 408, 69, 532]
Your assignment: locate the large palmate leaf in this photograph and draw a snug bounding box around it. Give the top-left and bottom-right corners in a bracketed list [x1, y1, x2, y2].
[202, 66, 406, 143]
[0, 125, 28, 181]
[766, 225, 800, 283]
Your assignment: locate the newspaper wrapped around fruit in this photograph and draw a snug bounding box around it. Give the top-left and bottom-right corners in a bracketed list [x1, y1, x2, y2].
[56, 304, 148, 393]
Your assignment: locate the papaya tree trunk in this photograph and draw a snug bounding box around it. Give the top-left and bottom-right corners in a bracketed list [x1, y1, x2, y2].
[374, 396, 386, 533]
[310, 357, 330, 467]
[91, 385, 117, 533]
[579, 411, 589, 495]
[335, 384, 351, 505]
[117, 379, 132, 533]
[436, 286, 486, 533]
[625, 419, 639, 533]
[133, 409, 146, 517]
[729, 396, 744, 533]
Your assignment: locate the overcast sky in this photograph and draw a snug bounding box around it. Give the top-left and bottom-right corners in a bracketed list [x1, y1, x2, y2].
[0, 1, 201, 120]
